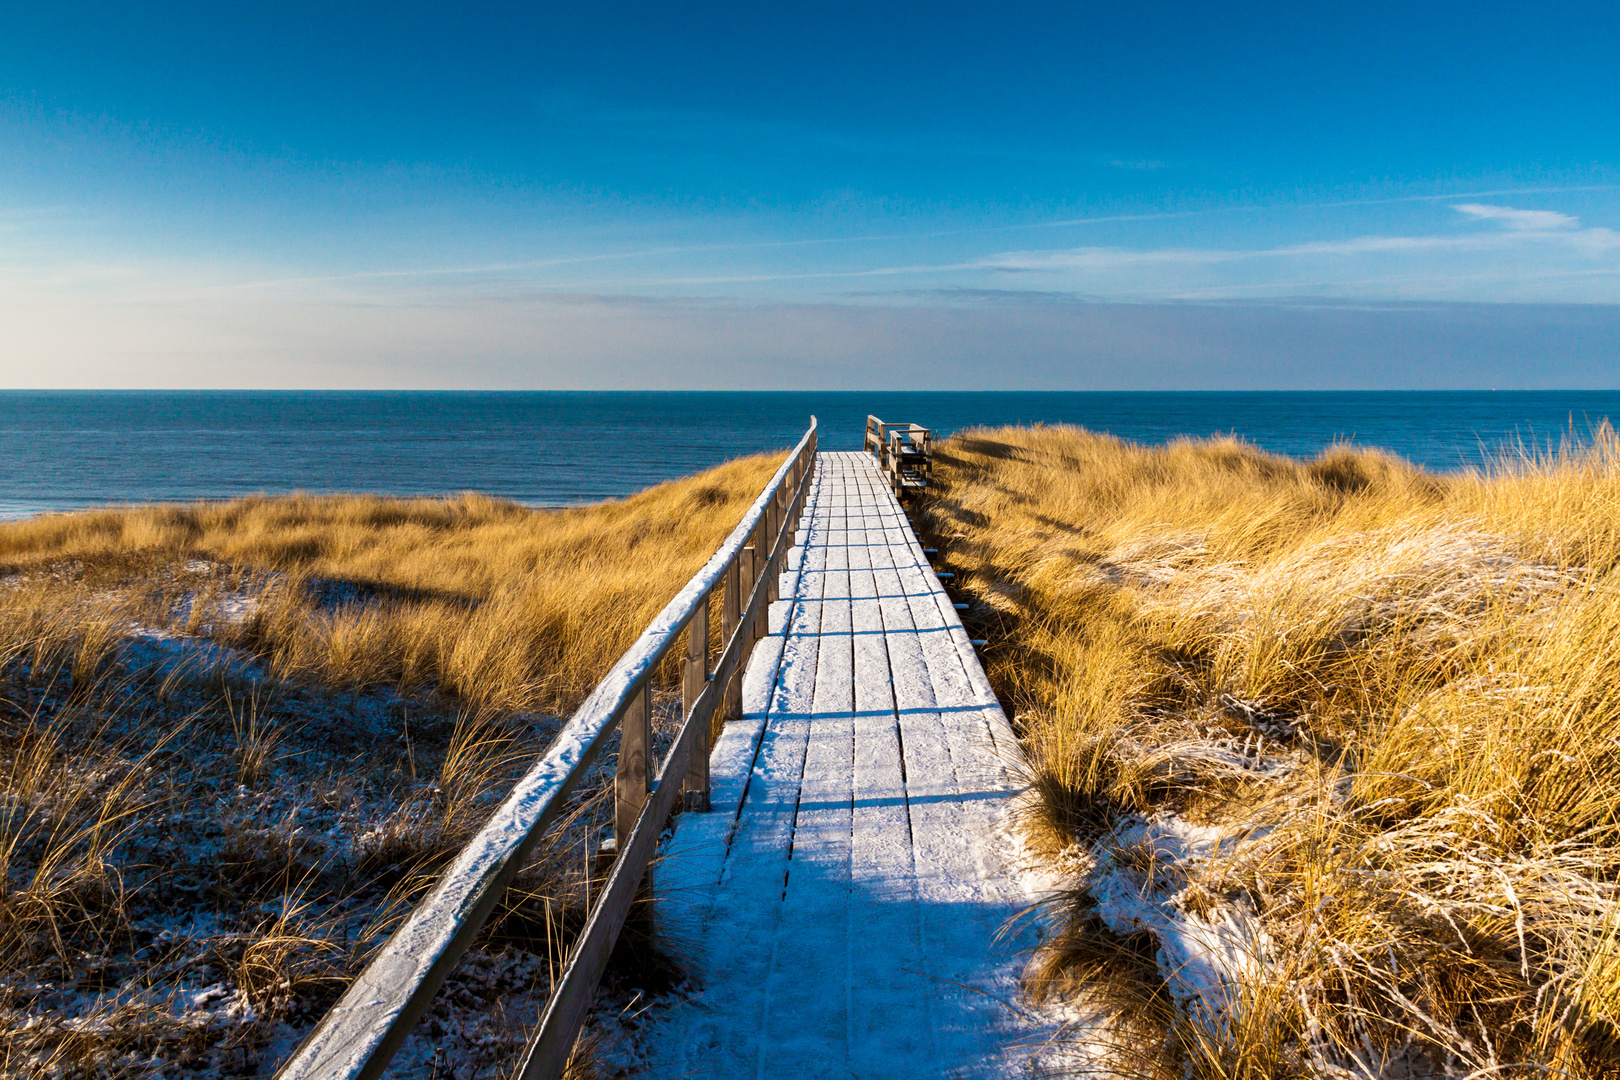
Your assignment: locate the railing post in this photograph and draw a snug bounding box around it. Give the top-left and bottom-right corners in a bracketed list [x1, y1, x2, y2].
[721, 554, 743, 725]
[776, 481, 790, 586]
[794, 451, 814, 534]
[887, 433, 901, 499]
[739, 533, 758, 645]
[753, 510, 772, 641]
[614, 683, 651, 851]
[765, 491, 781, 605]
[683, 593, 711, 811]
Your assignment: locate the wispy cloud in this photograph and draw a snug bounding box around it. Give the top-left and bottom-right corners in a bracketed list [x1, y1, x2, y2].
[979, 218, 1620, 271]
[119, 215, 1619, 304]
[951, 210, 1620, 304]
[1453, 203, 1580, 230]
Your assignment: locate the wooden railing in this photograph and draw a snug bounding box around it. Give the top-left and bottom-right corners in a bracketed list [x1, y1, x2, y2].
[275, 418, 820, 1080]
[864, 414, 933, 496]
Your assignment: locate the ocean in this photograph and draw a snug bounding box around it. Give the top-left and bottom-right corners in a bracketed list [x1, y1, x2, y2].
[3, 390, 1616, 518]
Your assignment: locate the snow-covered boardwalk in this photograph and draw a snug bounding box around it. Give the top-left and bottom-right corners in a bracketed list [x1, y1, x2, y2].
[651, 451, 1037, 1079]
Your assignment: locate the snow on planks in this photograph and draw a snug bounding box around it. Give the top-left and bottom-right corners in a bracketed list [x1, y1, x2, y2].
[651, 451, 1038, 1079]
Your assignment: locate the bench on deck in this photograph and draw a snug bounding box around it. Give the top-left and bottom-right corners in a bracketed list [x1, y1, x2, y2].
[863, 415, 933, 496]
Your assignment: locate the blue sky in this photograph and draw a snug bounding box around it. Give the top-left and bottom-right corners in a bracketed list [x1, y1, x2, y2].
[3, 1, 1618, 388]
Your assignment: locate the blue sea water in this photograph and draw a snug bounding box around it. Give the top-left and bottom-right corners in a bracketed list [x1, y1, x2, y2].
[2, 390, 1617, 518]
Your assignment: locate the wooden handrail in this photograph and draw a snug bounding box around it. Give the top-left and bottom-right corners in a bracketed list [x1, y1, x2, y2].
[275, 418, 819, 1080]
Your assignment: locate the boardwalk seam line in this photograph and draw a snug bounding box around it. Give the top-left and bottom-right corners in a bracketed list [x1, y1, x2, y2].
[725, 469, 821, 860]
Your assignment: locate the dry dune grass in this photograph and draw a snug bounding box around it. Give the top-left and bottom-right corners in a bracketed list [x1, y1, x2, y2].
[0, 448, 784, 713]
[0, 451, 782, 1077]
[919, 423, 1620, 1080]
[0, 660, 634, 1077]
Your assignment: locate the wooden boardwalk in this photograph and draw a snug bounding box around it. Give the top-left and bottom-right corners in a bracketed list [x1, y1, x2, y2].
[652, 451, 1036, 1079]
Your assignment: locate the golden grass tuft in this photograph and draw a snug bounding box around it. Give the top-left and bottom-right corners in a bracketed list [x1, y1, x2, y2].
[0, 450, 785, 713]
[920, 422, 1620, 1079]
[0, 451, 784, 1075]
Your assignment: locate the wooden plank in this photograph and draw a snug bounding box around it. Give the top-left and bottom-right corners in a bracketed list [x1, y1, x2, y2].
[862, 464, 1033, 1070]
[757, 455, 856, 1073]
[844, 466, 941, 1073]
[661, 481, 832, 1077]
[888, 503, 1011, 787]
[650, 476, 824, 955]
[520, 447, 821, 1080]
[275, 423, 818, 1080]
[906, 532, 1022, 762]
[644, 450, 1038, 1080]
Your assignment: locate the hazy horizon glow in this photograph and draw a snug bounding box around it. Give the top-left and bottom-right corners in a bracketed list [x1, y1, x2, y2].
[3, 1, 1618, 388]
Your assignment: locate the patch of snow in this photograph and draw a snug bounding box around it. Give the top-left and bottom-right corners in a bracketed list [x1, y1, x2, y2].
[1137, 735, 1299, 782]
[180, 983, 232, 1013]
[1086, 813, 1272, 1023]
[117, 624, 268, 686]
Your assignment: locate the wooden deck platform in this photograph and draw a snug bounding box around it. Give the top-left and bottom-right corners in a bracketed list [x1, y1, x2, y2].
[651, 451, 1037, 1079]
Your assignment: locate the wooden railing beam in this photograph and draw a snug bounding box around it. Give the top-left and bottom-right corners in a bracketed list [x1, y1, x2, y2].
[273, 419, 817, 1080]
[514, 430, 816, 1080]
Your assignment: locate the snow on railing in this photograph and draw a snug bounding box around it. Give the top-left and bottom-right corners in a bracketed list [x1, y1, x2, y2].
[275, 418, 820, 1080]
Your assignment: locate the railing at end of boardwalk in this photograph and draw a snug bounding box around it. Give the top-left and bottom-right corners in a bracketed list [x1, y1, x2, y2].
[864, 414, 933, 496]
[275, 418, 820, 1080]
